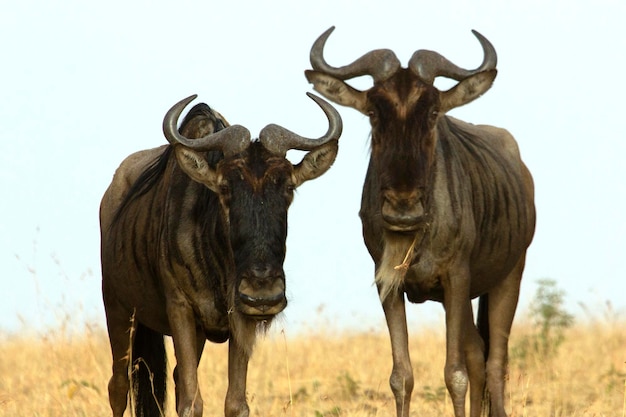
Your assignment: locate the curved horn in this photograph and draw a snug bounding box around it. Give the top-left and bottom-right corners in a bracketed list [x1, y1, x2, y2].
[259, 93, 343, 156]
[310, 26, 401, 83]
[408, 30, 497, 84]
[163, 94, 251, 157]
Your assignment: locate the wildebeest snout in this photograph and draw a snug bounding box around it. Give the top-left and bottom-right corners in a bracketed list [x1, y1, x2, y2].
[237, 265, 287, 317]
[381, 189, 425, 231]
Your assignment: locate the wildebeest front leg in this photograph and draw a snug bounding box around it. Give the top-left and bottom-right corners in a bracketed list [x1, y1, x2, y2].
[169, 304, 204, 417]
[442, 268, 472, 417]
[379, 285, 413, 417]
[174, 334, 207, 412]
[225, 335, 251, 417]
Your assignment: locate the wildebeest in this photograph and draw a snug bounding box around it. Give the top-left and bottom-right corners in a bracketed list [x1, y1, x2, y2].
[100, 92, 342, 417]
[305, 27, 535, 417]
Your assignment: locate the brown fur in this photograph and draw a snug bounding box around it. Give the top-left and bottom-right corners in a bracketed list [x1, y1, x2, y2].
[307, 36, 534, 417]
[101, 103, 339, 417]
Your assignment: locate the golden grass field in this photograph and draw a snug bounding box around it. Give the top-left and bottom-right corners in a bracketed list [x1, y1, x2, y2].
[0, 317, 624, 417]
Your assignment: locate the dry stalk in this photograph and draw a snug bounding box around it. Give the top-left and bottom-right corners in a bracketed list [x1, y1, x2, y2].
[622, 374, 625, 417]
[134, 358, 166, 417]
[393, 233, 419, 272]
[126, 309, 165, 417]
[127, 311, 136, 417]
[281, 328, 294, 417]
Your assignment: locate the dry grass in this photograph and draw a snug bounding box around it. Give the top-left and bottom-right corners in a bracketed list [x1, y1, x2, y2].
[0, 320, 624, 417]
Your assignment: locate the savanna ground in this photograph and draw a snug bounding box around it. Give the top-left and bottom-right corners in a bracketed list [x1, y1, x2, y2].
[0, 304, 624, 417]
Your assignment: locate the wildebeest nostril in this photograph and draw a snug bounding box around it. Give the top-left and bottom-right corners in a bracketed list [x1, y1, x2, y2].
[250, 264, 273, 279]
[381, 198, 425, 227]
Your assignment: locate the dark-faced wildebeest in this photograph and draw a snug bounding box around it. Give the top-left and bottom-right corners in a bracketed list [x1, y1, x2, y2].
[100, 93, 342, 417]
[305, 27, 535, 417]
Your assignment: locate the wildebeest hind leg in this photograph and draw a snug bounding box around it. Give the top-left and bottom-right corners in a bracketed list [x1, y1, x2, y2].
[103, 298, 135, 417]
[463, 308, 486, 417]
[484, 256, 525, 417]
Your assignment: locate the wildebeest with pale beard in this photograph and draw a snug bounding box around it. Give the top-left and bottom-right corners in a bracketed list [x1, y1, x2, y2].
[306, 27, 535, 417]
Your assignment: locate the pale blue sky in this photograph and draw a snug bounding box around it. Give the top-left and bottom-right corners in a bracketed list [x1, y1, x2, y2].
[1, 0, 624, 334]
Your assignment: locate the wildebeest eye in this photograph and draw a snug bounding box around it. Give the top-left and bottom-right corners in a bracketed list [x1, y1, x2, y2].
[429, 108, 440, 123]
[283, 180, 296, 196]
[219, 183, 230, 195]
[282, 178, 294, 191]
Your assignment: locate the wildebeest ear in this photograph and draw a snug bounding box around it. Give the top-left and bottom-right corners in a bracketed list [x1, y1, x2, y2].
[305, 70, 368, 115]
[293, 139, 339, 187]
[173, 146, 219, 191]
[439, 69, 497, 113]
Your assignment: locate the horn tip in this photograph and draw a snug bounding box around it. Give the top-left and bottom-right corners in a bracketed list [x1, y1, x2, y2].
[183, 93, 198, 103]
[305, 92, 329, 109]
[471, 29, 485, 41]
[317, 26, 336, 44]
[470, 29, 497, 67]
[470, 29, 495, 48]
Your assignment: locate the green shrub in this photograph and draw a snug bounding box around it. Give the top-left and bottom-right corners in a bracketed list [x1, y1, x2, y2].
[512, 278, 574, 366]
